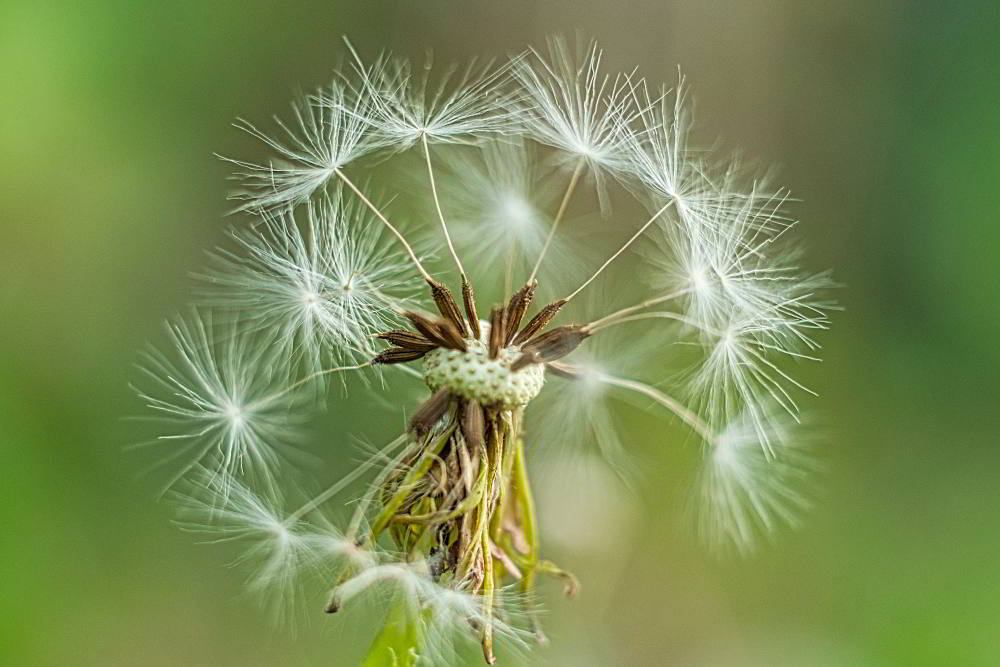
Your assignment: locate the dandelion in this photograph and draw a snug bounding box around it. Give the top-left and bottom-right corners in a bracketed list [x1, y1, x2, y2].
[137, 37, 833, 664]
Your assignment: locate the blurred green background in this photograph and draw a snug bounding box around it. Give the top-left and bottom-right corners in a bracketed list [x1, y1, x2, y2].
[2, 1, 999, 665]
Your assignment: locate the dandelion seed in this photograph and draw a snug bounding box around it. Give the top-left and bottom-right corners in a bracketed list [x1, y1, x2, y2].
[641, 184, 823, 331]
[531, 317, 657, 467]
[691, 407, 817, 555]
[173, 469, 313, 617]
[346, 43, 518, 147]
[135, 312, 304, 493]
[686, 300, 825, 454]
[223, 82, 380, 213]
[441, 140, 554, 283]
[619, 75, 723, 229]
[513, 37, 636, 178]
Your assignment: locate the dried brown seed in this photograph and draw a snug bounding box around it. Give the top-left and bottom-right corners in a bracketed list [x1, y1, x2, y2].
[406, 311, 448, 346]
[504, 280, 537, 345]
[488, 305, 508, 359]
[462, 276, 481, 341]
[511, 325, 590, 370]
[512, 298, 567, 345]
[428, 279, 468, 337]
[405, 311, 466, 351]
[376, 329, 435, 350]
[510, 351, 540, 371]
[435, 318, 467, 351]
[373, 347, 428, 365]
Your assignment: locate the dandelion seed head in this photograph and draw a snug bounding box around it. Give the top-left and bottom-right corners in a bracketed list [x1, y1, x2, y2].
[140, 35, 835, 662]
[422, 340, 546, 408]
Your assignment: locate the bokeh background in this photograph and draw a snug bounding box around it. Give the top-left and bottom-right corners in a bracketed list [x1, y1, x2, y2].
[3, 1, 999, 665]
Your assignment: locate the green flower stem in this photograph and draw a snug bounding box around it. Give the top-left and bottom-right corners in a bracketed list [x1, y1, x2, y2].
[361, 598, 427, 667]
[512, 438, 538, 567]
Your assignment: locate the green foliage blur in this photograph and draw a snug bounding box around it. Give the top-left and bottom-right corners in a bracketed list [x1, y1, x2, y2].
[2, 1, 998, 665]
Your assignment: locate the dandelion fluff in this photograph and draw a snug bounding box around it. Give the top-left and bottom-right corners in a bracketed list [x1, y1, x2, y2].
[441, 140, 554, 283]
[201, 190, 420, 372]
[223, 82, 380, 213]
[173, 469, 314, 619]
[135, 312, 304, 492]
[347, 43, 518, 147]
[691, 407, 817, 555]
[513, 37, 636, 176]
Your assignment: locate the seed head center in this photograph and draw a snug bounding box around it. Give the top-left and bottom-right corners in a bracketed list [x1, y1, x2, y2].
[422, 339, 545, 408]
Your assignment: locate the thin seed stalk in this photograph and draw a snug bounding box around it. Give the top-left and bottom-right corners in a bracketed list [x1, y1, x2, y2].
[478, 416, 505, 664]
[481, 526, 497, 664]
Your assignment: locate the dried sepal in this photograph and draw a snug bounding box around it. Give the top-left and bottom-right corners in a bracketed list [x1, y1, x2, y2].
[461, 400, 486, 449]
[410, 388, 454, 435]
